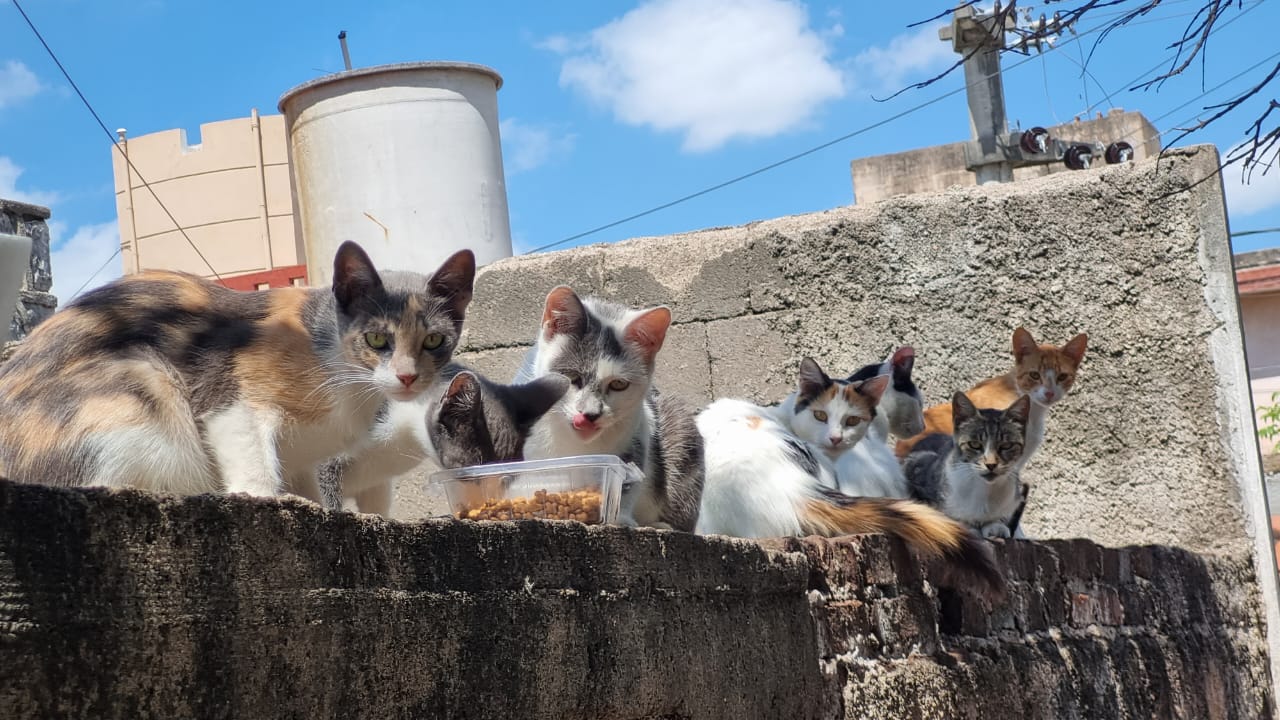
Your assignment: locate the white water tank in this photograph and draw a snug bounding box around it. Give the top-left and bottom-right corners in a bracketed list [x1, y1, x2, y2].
[278, 62, 512, 286]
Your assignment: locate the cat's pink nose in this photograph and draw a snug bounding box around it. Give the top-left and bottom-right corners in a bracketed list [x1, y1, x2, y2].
[1044, 390, 1056, 401]
[572, 413, 597, 431]
[396, 373, 418, 388]
[829, 436, 842, 447]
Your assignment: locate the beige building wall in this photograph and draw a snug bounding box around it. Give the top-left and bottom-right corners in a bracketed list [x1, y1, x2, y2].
[1242, 292, 1280, 455]
[112, 111, 303, 282]
[851, 109, 1162, 205]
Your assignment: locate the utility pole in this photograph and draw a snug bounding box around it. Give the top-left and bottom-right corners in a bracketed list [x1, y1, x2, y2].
[940, 3, 1014, 184]
[937, 2, 1135, 183]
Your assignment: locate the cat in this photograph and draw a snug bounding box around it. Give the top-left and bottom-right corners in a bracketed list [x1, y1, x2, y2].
[835, 346, 925, 498]
[696, 397, 1005, 598]
[318, 367, 570, 513]
[0, 240, 475, 502]
[517, 286, 704, 532]
[902, 391, 1031, 539]
[895, 327, 1087, 464]
[770, 357, 890, 464]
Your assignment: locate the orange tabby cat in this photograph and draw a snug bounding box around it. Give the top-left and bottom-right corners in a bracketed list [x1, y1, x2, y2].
[895, 327, 1087, 461]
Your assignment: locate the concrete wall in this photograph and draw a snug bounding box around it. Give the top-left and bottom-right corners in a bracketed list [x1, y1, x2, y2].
[112, 112, 302, 281]
[851, 109, 1161, 205]
[1, 198, 56, 344]
[0, 480, 1271, 718]
[401, 144, 1278, 696]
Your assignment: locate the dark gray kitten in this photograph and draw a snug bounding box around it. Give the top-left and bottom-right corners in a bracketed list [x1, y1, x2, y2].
[903, 392, 1031, 539]
[429, 370, 570, 469]
[317, 367, 568, 511]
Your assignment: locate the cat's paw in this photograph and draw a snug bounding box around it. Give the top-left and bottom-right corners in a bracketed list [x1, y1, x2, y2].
[981, 522, 1012, 540]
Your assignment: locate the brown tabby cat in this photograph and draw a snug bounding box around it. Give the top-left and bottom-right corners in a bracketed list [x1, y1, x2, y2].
[0, 241, 474, 501]
[895, 327, 1087, 463]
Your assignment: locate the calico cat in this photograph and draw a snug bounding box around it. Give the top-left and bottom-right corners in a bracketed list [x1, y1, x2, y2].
[836, 347, 925, 498]
[696, 398, 1004, 597]
[518, 286, 704, 531]
[318, 367, 570, 513]
[0, 241, 475, 501]
[771, 357, 889, 462]
[903, 392, 1031, 538]
[895, 327, 1087, 462]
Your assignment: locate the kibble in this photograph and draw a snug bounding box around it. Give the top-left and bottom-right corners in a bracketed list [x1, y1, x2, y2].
[459, 489, 603, 524]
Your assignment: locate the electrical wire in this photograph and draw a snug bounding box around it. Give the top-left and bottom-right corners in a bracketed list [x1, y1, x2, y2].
[10, 0, 223, 298]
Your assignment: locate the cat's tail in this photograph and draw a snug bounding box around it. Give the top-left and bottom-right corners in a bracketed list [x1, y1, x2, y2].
[798, 489, 1005, 599]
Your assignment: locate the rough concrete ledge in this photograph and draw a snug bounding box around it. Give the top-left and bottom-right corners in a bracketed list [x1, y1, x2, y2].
[0, 480, 1271, 719]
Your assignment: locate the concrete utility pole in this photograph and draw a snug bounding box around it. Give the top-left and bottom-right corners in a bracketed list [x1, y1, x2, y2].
[936, 3, 1134, 184]
[940, 4, 1014, 184]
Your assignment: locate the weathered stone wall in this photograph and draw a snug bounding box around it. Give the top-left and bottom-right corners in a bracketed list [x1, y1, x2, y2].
[0, 198, 57, 343]
[432, 146, 1263, 560]
[0, 480, 1271, 719]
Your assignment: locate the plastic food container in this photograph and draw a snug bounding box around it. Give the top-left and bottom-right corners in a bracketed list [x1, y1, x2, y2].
[430, 455, 644, 525]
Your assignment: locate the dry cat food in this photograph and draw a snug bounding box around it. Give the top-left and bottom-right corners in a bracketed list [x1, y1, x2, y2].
[458, 488, 603, 523]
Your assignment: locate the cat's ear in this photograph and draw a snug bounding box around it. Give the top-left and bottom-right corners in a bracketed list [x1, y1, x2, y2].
[542, 286, 587, 340]
[440, 371, 484, 419]
[856, 374, 890, 405]
[428, 249, 476, 323]
[797, 357, 830, 398]
[952, 391, 978, 424]
[508, 375, 571, 431]
[889, 346, 915, 382]
[332, 241, 384, 311]
[1062, 333, 1088, 366]
[1012, 327, 1038, 361]
[624, 306, 672, 364]
[1005, 394, 1033, 425]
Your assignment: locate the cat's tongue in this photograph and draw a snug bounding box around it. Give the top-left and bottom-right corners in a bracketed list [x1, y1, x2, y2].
[572, 413, 598, 433]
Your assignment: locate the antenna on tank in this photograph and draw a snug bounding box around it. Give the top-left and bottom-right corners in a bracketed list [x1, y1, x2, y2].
[338, 31, 352, 71]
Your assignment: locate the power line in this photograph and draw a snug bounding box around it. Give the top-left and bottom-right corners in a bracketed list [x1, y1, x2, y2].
[526, 1, 1262, 255]
[10, 0, 222, 292]
[70, 248, 123, 299]
[1233, 228, 1280, 238]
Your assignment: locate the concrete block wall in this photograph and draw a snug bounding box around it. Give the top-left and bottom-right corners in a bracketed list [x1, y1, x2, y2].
[0, 481, 1271, 718]
[1, 199, 57, 343]
[444, 145, 1261, 554]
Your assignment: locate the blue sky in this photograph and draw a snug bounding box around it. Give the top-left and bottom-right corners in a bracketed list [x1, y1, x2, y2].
[1, 0, 1278, 303]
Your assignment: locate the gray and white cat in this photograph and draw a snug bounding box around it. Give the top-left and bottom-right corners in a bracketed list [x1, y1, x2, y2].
[318, 367, 569, 514]
[902, 391, 1031, 539]
[517, 286, 704, 531]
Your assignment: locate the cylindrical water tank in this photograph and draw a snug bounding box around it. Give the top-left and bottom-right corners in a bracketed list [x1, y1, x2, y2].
[278, 62, 512, 286]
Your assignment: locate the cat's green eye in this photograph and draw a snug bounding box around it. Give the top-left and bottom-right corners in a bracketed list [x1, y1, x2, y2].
[422, 333, 445, 350]
[365, 332, 389, 350]
[608, 379, 630, 392]
[966, 441, 984, 452]
[843, 416, 861, 427]
[812, 410, 829, 422]
[1028, 371, 1041, 381]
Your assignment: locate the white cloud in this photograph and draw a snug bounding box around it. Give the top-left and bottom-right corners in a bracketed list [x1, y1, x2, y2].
[0, 60, 41, 110]
[500, 118, 575, 175]
[555, 0, 845, 152]
[849, 23, 954, 98]
[1223, 146, 1280, 217]
[0, 156, 59, 207]
[50, 221, 122, 304]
